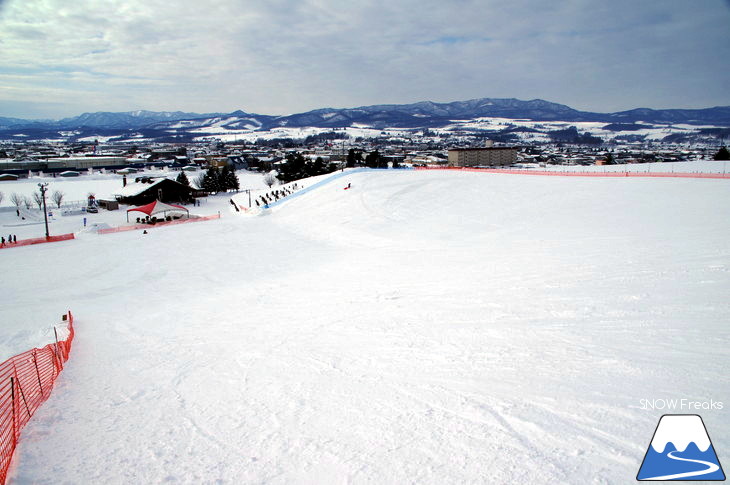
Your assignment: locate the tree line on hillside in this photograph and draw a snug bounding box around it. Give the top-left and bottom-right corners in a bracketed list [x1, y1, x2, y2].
[714, 146, 730, 160]
[272, 149, 399, 184]
[346, 149, 398, 168]
[253, 131, 348, 148]
[181, 165, 240, 193]
[548, 126, 603, 145]
[276, 153, 339, 183]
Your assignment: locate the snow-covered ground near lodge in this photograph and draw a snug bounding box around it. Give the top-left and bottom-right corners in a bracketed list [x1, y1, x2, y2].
[0, 163, 728, 483]
[0, 168, 273, 244]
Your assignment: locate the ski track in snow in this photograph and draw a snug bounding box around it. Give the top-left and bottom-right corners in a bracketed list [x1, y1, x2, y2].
[0, 169, 728, 484]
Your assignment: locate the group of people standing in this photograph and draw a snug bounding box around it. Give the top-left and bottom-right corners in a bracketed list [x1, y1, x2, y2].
[1, 234, 18, 246]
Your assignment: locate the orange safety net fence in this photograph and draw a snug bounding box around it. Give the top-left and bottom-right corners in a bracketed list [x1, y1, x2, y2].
[0, 234, 75, 251]
[0, 311, 74, 484]
[414, 166, 730, 179]
[98, 213, 221, 234]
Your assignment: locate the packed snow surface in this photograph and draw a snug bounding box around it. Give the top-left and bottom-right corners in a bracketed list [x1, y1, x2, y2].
[1, 169, 728, 483]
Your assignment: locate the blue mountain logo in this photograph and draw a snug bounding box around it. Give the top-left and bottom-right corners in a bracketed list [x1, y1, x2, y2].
[637, 414, 725, 481]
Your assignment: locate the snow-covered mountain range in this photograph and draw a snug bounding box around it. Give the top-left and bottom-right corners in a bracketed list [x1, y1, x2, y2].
[2, 97, 729, 143]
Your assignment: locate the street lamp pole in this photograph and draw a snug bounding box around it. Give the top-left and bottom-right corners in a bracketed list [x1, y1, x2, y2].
[38, 183, 50, 238]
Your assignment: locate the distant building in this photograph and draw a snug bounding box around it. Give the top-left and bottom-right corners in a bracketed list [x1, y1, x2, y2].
[227, 156, 248, 170]
[46, 156, 127, 170]
[202, 155, 229, 168]
[447, 147, 518, 167]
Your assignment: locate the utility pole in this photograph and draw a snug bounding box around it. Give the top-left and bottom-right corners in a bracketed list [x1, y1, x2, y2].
[38, 183, 50, 238]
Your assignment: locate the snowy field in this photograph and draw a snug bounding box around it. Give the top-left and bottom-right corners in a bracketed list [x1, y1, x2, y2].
[0, 167, 728, 483]
[0, 168, 275, 242]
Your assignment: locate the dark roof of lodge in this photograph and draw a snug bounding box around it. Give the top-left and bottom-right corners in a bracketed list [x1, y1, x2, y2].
[448, 147, 519, 151]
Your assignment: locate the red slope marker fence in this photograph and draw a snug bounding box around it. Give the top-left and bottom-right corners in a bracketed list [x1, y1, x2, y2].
[0, 234, 75, 251]
[97, 213, 221, 235]
[0, 311, 74, 484]
[414, 166, 730, 179]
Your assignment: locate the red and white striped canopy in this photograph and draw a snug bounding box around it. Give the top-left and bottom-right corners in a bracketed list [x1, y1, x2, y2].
[127, 200, 189, 217]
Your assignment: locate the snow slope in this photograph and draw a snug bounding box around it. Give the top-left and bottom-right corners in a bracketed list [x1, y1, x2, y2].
[1, 170, 728, 483]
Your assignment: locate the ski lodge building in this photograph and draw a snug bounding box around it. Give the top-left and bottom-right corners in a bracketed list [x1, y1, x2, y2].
[114, 177, 195, 206]
[447, 147, 518, 167]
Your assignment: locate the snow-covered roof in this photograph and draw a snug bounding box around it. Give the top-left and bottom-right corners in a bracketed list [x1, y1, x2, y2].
[113, 177, 167, 197]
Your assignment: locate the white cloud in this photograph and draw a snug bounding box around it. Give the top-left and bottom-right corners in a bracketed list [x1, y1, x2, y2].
[0, 0, 728, 118]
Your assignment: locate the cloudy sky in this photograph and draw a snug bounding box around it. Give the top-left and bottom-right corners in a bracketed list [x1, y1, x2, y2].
[1, 0, 729, 119]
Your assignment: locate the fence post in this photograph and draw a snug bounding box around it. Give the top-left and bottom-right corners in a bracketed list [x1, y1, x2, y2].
[10, 377, 16, 447]
[33, 350, 44, 398]
[13, 368, 31, 420]
[53, 327, 62, 372]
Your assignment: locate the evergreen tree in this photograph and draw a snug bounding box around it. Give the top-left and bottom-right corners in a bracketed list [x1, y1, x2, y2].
[278, 152, 306, 183]
[311, 157, 327, 176]
[346, 149, 360, 168]
[218, 165, 231, 191]
[176, 170, 190, 187]
[714, 146, 730, 160]
[224, 166, 240, 191]
[605, 152, 615, 164]
[202, 167, 220, 193]
[365, 150, 380, 168]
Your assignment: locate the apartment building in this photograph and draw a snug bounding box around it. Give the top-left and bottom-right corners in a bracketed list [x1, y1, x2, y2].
[447, 147, 518, 167]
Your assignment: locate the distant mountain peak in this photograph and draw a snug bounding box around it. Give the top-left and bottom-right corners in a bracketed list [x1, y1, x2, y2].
[2, 97, 730, 141]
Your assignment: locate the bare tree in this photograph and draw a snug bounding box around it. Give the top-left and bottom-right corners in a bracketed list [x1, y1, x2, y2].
[22, 195, 32, 209]
[0, 192, 4, 206]
[193, 174, 206, 189]
[32, 191, 43, 210]
[263, 172, 277, 188]
[10, 192, 22, 208]
[52, 190, 65, 208]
